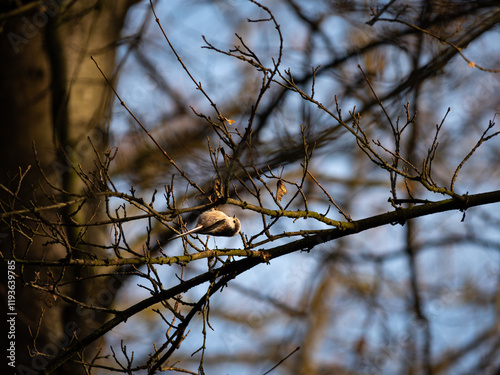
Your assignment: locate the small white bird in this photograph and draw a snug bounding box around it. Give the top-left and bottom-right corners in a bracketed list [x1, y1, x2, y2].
[172, 210, 241, 239]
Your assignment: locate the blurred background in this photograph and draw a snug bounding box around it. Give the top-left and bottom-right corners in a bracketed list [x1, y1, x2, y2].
[105, 1, 500, 374]
[1, 1, 500, 374]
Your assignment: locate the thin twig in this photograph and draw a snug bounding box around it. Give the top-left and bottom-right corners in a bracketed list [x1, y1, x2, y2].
[262, 346, 300, 375]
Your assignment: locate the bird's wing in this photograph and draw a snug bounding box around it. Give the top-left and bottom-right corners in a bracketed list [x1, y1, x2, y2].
[197, 219, 228, 235]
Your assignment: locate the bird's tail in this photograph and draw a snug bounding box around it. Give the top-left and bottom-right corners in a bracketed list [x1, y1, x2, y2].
[171, 225, 203, 240]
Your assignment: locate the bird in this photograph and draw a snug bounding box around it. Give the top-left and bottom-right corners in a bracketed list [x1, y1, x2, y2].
[172, 210, 241, 240]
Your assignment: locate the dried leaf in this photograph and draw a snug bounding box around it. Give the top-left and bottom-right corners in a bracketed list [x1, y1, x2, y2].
[36, 289, 58, 308]
[213, 178, 224, 199]
[276, 179, 287, 201]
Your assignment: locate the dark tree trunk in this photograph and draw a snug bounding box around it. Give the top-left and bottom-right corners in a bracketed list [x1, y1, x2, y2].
[0, 2, 135, 373]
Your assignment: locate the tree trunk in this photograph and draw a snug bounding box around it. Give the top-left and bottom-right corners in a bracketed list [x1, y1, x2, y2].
[0, 1, 135, 373]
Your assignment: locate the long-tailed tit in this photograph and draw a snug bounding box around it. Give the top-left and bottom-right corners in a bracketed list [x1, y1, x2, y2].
[172, 210, 241, 239]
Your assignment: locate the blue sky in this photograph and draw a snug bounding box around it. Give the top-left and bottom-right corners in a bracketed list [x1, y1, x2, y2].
[103, 1, 500, 373]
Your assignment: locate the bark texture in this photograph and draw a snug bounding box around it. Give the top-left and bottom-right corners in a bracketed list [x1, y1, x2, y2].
[0, 1, 135, 373]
